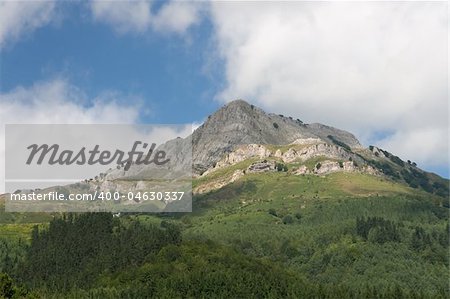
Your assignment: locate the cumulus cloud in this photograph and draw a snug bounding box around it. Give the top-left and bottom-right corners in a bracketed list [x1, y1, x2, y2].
[209, 1, 448, 172]
[90, 0, 152, 33]
[0, 0, 201, 47]
[90, 0, 201, 34]
[0, 0, 56, 47]
[378, 127, 448, 168]
[0, 79, 141, 193]
[152, 1, 202, 34]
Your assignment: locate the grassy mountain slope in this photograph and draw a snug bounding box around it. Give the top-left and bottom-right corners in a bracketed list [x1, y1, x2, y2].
[185, 171, 448, 295]
[0, 100, 448, 297]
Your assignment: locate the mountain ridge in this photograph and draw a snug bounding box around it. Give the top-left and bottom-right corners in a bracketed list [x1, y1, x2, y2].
[1, 99, 448, 200]
[188, 100, 448, 198]
[192, 99, 362, 174]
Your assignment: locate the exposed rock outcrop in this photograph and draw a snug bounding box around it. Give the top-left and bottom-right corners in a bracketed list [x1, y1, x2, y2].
[247, 160, 276, 173]
[192, 100, 362, 174]
[202, 140, 366, 177]
[294, 160, 378, 176]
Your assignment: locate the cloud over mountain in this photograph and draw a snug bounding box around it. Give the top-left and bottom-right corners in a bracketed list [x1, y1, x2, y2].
[209, 2, 448, 173]
[0, 1, 447, 176]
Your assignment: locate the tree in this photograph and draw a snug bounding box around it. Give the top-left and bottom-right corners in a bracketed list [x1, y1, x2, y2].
[0, 273, 14, 299]
[367, 227, 384, 244]
[276, 163, 288, 172]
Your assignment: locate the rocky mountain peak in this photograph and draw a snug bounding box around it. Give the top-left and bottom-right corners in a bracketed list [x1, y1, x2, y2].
[200, 99, 263, 132]
[192, 99, 362, 173]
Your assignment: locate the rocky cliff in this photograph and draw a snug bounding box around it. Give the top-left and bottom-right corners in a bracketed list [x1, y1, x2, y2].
[192, 100, 362, 174]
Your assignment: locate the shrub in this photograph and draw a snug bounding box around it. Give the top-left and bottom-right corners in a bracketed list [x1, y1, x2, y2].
[276, 163, 283, 171]
[368, 160, 399, 179]
[367, 227, 384, 244]
[273, 122, 279, 129]
[0, 273, 14, 299]
[327, 135, 351, 151]
[356, 216, 401, 244]
[389, 155, 405, 167]
[276, 163, 288, 172]
[282, 215, 294, 224]
[268, 209, 277, 217]
[316, 163, 322, 170]
[379, 149, 390, 157]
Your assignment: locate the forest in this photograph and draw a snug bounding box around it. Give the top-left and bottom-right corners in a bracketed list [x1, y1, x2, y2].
[0, 211, 448, 298]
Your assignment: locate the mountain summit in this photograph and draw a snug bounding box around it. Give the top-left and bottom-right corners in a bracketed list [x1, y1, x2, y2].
[192, 99, 361, 173]
[186, 99, 447, 197]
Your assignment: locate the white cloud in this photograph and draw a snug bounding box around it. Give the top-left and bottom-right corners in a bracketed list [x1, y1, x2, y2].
[152, 1, 201, 34]
[90, 0, 201, 34]
[0, 0, 201, 47]
[209, 1, 448, 172]
[90, 0, 152, 33]
[0, 0, 56, 47]
[191, 120, 204, 133]
[0, 79, 141, 193]
[378, 127, 448, 168]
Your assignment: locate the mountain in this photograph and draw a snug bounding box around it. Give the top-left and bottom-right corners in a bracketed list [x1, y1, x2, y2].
[192, 99, 362, 173]
[188, 100, 447, 198]
[2, 99, 447, 202]
[57, 98, 445, 212]
[0, 99, 449, 298]
[98, 99, 365, 181]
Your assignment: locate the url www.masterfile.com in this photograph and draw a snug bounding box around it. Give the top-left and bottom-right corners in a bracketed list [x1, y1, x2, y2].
[8, 191, 186, 202]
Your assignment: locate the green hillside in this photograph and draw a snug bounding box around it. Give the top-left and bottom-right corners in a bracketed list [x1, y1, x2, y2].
[185, 172, 449, 295]
[0, 165, 448, 298]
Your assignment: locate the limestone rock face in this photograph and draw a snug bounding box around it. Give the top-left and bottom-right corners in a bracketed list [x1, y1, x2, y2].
[203, 141, 366, 176]
[192, 100, 362, 174]
[215, 144, 271, 168]
[247, 160, 276, 173]
[293, 165, 310, 175]
[282, 143, 351, 163]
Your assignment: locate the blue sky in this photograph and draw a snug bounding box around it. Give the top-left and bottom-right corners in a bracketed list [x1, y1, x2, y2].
[1, 2, 221, 124]
[0, 1, 448, 178]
